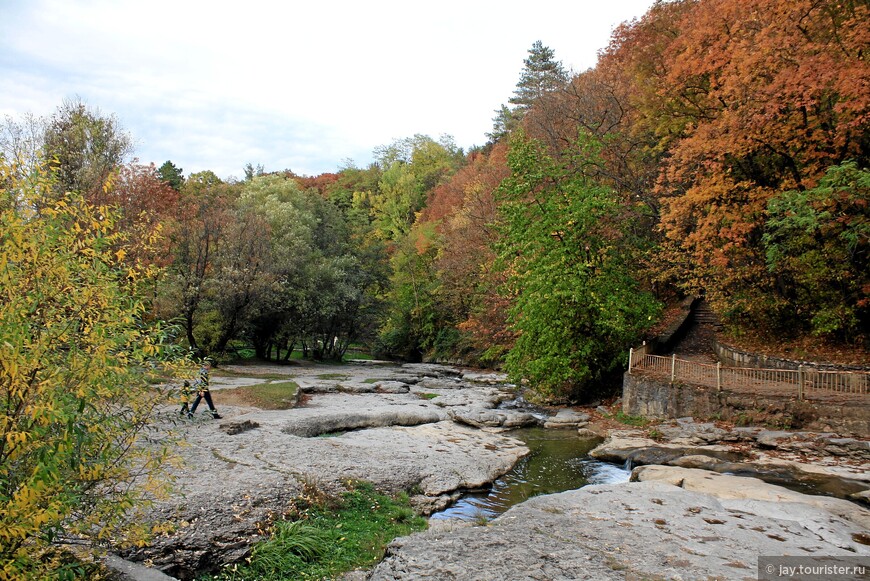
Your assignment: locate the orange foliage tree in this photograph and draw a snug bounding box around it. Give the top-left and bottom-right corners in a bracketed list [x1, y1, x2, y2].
[420, 144, 514, 362]
[649, 0, 869, 327]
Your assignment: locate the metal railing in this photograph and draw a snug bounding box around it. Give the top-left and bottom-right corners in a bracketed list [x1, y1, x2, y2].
[628, 348, 869, 399]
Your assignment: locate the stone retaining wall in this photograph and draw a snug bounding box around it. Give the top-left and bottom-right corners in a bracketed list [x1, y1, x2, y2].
[714, 340, 870, 372]
[644, 296, 698, 355]
[622, 372, 870, 437]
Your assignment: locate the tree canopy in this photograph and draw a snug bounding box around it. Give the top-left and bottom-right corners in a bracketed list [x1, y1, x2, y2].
[2, 16, 867, 576]
[0, 160, 185, 578]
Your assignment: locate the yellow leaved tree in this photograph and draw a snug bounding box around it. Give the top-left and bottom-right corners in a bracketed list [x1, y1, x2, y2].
[0, 158, 186, 579]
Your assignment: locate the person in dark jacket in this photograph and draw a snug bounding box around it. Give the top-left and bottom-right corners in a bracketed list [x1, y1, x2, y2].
[188, 361, 222, 419]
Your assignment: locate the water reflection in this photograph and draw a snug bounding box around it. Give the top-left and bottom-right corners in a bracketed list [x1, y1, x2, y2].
[430, 427, 630, 522]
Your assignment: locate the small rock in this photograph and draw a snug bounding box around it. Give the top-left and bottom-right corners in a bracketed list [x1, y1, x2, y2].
[543, 409, 590, 429]
[849, 489, 870, 506]
[576, 428, 604, 443]
[375, 381, 411, 394]
[337, 382, 377, 393]
[658, 421, 728, 445]
[219, 420, 260, 435]
[409, 491, 463, 515]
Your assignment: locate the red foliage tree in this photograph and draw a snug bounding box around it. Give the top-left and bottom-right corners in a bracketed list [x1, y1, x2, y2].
[294, 172, 340, 197]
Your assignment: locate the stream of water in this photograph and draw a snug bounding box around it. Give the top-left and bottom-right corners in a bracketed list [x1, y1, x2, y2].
[430, 427, 630, 521]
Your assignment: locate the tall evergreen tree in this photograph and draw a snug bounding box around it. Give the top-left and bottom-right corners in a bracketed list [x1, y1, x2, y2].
[490, 41, 568, 143]
[509, 40, 568, 111]
[158, 160, 184, 190]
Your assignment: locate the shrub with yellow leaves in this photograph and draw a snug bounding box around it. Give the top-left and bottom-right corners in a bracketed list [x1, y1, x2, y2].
[0, 159, 187, 579]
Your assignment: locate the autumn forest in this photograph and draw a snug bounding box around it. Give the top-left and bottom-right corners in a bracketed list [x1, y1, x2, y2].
[1, 1, 869, 574]
[3, 0, 868, 405]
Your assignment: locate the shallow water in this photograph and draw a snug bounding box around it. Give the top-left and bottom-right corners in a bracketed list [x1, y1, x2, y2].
[430, 427, 630, 521]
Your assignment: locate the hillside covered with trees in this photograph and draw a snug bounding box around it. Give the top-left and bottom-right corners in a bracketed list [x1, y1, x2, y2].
[4, 0, 867, 404]
[1, 0, 868, 575]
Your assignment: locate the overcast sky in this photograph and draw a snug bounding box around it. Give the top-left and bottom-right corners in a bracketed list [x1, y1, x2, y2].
[1, 0, 657, 179]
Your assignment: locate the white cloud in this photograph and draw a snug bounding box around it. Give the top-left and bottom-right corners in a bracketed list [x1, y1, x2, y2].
[1, 0, 657, 178]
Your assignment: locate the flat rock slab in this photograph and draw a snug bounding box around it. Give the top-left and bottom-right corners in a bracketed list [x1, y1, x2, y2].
[369, 480, 869, 580]
[127, 362, 525, 579]
[420, 386, 507, 408]
[282, 408, 441, 437]
[206, 376, 274, 390]
[461, 371, 510, 384]
[632, 465, 870, 533]
[589, 435, 739, 464]
[757, 431, 870, 460]
[654, 418, 870, 461]
[129, 416, 528, 577]
[336, 381, 377, 393]
[657, 419, 731, 444]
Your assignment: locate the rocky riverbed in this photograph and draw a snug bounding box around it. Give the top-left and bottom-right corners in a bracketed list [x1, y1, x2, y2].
[115, 360, 870, 580]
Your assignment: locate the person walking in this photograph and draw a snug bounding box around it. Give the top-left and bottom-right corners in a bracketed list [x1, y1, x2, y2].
[178, 380, 193, 416]
[188, 360, 222, 419]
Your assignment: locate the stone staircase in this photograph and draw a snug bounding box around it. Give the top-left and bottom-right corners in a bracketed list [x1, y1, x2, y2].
[663, 298, 720, 362]
[692, 299, 723, 331]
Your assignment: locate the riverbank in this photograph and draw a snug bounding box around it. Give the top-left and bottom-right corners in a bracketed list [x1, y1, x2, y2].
[113, 360, 869, 580]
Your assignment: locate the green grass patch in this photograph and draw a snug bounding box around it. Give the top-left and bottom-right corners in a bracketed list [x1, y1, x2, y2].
[207, 481, 426, 580]
[234, 381, 299, 410]
[613, 410, 651, 427]
[417, 392, 439, 400]
[345, 350, 374, 361]
[230, 347, 257, 360]
[647, 427, 665, 441]
[316, 431, 346, 438]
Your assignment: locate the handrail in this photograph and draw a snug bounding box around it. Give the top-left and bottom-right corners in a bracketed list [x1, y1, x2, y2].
[628, 351, 869, 399]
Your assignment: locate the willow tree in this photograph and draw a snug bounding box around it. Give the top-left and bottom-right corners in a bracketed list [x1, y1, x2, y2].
[42, 98, 133, 201]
